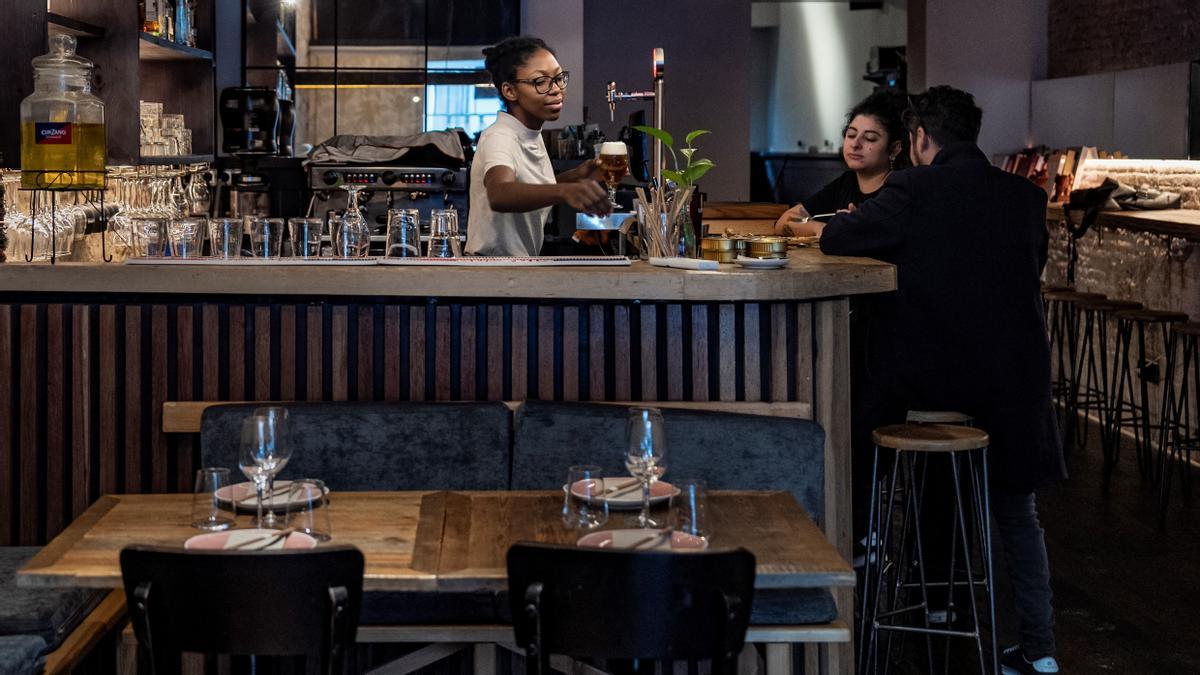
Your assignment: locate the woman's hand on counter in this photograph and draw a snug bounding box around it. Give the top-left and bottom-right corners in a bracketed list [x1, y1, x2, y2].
[775, 204, 817, 236]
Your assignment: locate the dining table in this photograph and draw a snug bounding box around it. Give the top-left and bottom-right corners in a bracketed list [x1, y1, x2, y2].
[16, 490, 855, 591]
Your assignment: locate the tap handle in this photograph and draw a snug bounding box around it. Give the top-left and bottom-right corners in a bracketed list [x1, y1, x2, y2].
[652, 48, 664, 81]
[606, 81, 617, 121]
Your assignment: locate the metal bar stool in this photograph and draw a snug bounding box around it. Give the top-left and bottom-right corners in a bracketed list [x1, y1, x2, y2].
[1158, 321, 1200, 517]
[906, 410, 974, 426]
[1068, 298, 1143, 455]
[1042, 291, 1106, 414]
[859, 424, 996, 675]
[1107, 308, 1189, 488]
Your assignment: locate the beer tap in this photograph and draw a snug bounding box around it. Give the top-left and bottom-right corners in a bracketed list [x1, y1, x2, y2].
[605, 48, 665, 188]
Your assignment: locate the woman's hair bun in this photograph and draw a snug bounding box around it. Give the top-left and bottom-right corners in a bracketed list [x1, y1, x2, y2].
[482, 36, 554, 91]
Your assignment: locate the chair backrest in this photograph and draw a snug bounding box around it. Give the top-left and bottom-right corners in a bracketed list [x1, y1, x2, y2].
[510, 401, 827, 522]
[199, 402, 513, 491]
[120, 545, 364, 675]
[506, 542, 755, 675]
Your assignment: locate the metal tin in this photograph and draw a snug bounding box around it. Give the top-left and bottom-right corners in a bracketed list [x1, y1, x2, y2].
[747, 236, 788, 259]
[701, 248, 736, 263]
[700, 237, 735, 252]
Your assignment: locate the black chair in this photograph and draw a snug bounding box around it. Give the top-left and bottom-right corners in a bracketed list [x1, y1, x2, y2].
[120, 545, 364, 675]
[507, 542, 755, 675]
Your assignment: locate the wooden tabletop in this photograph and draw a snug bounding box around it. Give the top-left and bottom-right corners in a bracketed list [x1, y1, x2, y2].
[17, 491, 854, 591]
[0, 251, 895, 302]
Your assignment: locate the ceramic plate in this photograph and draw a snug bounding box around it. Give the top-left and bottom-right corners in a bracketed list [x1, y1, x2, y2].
[184, 528, 317, 551]
[215, 480, 330, 514]
[734, 256, 790, 270]
[563, 478, 680, 510]
[577, 528, 708, 551]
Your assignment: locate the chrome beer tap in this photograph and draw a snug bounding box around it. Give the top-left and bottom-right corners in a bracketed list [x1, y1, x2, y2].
[606, 48, 665, 188]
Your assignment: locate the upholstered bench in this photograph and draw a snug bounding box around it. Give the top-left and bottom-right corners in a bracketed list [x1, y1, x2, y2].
[0, 548, 112, 675]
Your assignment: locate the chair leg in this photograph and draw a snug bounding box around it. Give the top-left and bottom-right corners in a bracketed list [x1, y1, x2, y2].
[764, 644, 790, 675]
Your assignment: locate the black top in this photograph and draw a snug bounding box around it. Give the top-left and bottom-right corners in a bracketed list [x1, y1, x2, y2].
[805, 170, 879, 217]
[820, 142, 1065, 493]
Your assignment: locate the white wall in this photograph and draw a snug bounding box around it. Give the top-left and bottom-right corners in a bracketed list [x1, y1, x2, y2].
[758, 1, 907, 153]
[521, 0, 585, 125]
[922, 0, 1047, 155]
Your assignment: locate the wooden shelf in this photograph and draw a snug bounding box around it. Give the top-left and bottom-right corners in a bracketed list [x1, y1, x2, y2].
[47, 12, 105, 38]
[138, 154, 215, 166]
[138, 32, 213, 61]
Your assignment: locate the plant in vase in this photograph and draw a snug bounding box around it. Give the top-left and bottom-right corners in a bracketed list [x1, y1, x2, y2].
[633, 126, 715, 257]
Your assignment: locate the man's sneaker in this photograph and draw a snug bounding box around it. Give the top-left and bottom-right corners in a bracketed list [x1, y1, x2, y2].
[1000, 645, 1059, 674]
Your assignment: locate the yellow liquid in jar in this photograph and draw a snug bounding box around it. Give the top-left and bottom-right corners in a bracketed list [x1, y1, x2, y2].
[20, 122, 106, 190]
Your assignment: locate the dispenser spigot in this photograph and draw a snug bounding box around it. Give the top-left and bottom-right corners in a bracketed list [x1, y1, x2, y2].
[606, 81, 618, 122]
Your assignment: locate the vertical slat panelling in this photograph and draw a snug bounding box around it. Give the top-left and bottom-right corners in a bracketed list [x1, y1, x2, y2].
[640, 304, 657, 400]
[280, 306, 296, 400]
[150, 306, 169, 493]
[0, 306, 11, 544]
[254, 306, 271, 400]
[123, 306, 143, 494]
[175, 306, 195, 493]
[358, 305, 375, 401]
[201, 306, 219, 402]
[227, 306, 245, 401]
[461, 306, 476, 400]
[691, 305, 709, 401]
[331, 306, 349, 401]
[45, 305, 65, 536]
[538, 306, 554, 399]
[98, 306, 118, 496]
[796, 303, 815, 407]
[718, 304, 737, 401]
[70, 305, 90, 520]
[563, 306, 579, 401]
[589, 305, 605, 401]
[511, 306, 528, 401]
[384, 305, 401, 400]
[486, 306, 503, 400]
[409, 306, 425, 401]
[743, 304, 761, 402]
[435, 306, 452, 400]
[306, 307, 323, 401]
[666, 305, 683, 401]
[771, 303, 789, 402]
[18, 306, 38, 544]
[614, 306, 631, 401]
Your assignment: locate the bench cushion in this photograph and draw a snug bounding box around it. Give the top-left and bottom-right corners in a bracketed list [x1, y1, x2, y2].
[511, 402, 826, 522]
[751, 588, 838, 625]
[200, 402, 513, 491]
[0, 635, 47, 675]
[0, 548, 107, 652]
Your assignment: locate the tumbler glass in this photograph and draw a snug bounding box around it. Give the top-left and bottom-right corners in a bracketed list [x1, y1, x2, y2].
[671, 478, 709, 542]
[208, 218, 243, 258]
[385, 209, 421, 257]
[191, 467, 235, 531]
[288, 217, 324, 258]
[286, 479, 332, 541]
[250, 217, 285, 258]
[131, 217, 169, 257]
[168, 217, 205, 258]
[428, 209, 457, 258]
[562, 465, 609, 529]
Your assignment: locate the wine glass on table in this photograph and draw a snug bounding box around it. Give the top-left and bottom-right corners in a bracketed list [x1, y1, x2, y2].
[238, 413, 291, 528]
[625, 407, 667, 528]
[253, 406, 292, 527]
[598, 141, 629, 210]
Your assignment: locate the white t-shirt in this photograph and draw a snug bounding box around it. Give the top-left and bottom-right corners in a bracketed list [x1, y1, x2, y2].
[466, 112, 556, 256]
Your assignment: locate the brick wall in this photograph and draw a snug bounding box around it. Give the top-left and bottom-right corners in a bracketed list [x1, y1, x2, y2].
[1048, 0, 1200, 78]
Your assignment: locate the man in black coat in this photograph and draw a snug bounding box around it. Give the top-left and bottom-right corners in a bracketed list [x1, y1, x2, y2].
[813, 86, 1065, 674]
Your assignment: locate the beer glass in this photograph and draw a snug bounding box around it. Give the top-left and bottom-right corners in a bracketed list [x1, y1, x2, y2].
[385, 209, 421, 257]
[598, 141, 630, 209]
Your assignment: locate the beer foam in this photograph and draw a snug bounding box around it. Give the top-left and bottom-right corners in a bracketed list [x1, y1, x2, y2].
[600, 142, 628, 155]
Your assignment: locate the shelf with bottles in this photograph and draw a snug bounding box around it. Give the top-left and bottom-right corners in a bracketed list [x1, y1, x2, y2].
[139, 32, 213, 61]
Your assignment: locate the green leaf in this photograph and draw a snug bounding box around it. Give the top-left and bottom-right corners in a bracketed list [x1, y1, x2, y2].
[680, 148, 696, 161]
[633, 125, 674, 150]
[662, 169, 685, 186]
[684, 129, 711, 146]
[682, 160, 715, 184]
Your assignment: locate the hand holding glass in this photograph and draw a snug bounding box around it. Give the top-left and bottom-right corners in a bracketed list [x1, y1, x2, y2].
[625, 407, 666, 528]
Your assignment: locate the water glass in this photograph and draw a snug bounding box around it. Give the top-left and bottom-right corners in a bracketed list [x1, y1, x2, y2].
[385, 209, 421, 257]
[131, 217, 169, 257]
[626, 407, 667, 528]
[286, 479, 332, 541]
[428, 209, 458, 258]
[190, 467, 235, 531]
[168, 218, 205, 258]
[288, 217, 324, 258]
[249, 217, 285, 258]
[208, 218, 243, 258]
[671, 479, 709, 542]
[562, 465, 609, 529]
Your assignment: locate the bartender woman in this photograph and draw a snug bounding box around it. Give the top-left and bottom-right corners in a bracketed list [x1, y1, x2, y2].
[466, 36, 610, 257]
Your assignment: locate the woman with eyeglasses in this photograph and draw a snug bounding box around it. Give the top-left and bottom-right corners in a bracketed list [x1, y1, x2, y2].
[466, 36, 611, 257]
[774, 91, 910, 236]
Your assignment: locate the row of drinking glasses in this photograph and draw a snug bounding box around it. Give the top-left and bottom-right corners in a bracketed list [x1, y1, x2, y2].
[140, 102, 193, 157]
[1, 176, 86, 260]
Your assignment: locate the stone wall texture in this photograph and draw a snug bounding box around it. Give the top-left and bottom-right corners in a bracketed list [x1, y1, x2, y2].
[1048, 0, 1200, 78]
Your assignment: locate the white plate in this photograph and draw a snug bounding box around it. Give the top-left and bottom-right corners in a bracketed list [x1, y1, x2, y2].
[577, 528, 708, 551]
[734, 256, 790, 269]
[184, 528, 317, 551]
[563, 478, 680, 510]
[215, 480, 330, 513]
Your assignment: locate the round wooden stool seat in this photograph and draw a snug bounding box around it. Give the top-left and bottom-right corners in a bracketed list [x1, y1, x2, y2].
[871, 423, 989, 452]
[1075, 297, 1142, 312]
[1113, 308, 1189, 323]
[906, 409, 973, 424]
[1171, 322, 1200, 337]
[1042, 290, 1106, 303]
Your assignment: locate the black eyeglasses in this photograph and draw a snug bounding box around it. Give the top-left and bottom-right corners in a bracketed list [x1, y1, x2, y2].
[512, 71, 570, 94]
